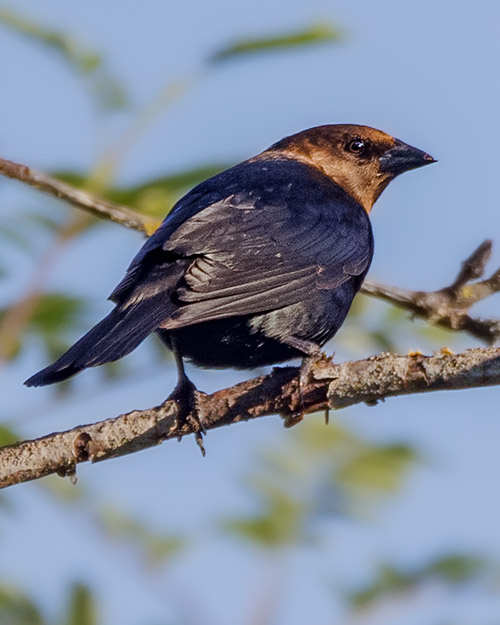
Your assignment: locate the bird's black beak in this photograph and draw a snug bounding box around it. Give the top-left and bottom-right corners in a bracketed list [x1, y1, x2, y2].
[379, 139, 436, 176]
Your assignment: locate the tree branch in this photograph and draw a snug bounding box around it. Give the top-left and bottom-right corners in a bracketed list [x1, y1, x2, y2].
[0, 156, 160, 236]
[361, 241, 500, 344]
[1, 155, 499, 342]
[1, 346, 499, 489]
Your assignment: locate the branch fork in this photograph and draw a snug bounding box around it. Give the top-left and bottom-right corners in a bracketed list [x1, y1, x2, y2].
[362, 240, 500, 343]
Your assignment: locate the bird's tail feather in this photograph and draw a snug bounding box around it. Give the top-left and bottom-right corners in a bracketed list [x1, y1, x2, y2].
[25, 295, 173, 387]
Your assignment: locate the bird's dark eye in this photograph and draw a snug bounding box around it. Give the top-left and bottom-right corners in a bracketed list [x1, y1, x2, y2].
[346, 138, 367, 155]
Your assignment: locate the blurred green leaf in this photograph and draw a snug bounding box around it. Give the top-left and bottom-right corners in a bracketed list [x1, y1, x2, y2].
[417, 322, 460, 346]
[0, 295, 86, 362]
[339, 289, 464, 357]
[225, 490, 302, 547]
[99, 506, 184, 567]
[90, 75, 128, 111]
[25, 293, 88, 367]
[99, 360, 127, 382]
[0, 9, 128, 111]
[210, 22, 342, 63]
[63, 583, 97, 625]
[346, 293, 371, 320]
[350, 565, 413, 608]
[53, 163, 229, 217]
[366, 329, 397, 352]
[224, 419, 418, 548]
[0, 293, 90, 364]
[429, 555, 485, 583]
[29, 293, 87, 337]
[298, 419, 356, 454]
[0, 425, 19, 447]
[0, 9, 101, 74]
[0, 586, 45, 625]
[337, 444, 417, 493]
[349, 554, 488, 609]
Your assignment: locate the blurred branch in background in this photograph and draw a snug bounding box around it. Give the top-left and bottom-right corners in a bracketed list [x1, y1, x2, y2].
[1, 346, 500, 489]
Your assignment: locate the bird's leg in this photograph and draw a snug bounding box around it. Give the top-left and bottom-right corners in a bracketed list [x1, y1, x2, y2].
[280, 337, 330, 427]
[168, 340, 207, 455]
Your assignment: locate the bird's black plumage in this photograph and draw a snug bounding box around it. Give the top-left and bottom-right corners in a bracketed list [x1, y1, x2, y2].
[25, 124, 434, 395]
[155, 158, 374, 367]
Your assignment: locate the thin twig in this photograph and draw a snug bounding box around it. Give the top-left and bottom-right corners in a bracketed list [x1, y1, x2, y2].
[0, 157, 160, 236]
[362, 240, 500, 344]
[1, 346, 499, 489]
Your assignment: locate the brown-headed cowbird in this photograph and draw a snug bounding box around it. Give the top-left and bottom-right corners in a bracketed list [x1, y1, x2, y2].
[25, 125, 434, 424]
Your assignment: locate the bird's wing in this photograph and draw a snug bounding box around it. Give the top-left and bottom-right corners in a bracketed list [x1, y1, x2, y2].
[160, 190, 373, 329]
[110, 159, 373, 330]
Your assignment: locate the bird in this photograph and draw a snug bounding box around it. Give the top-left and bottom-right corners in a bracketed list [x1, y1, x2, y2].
[25, 124, 435, 435]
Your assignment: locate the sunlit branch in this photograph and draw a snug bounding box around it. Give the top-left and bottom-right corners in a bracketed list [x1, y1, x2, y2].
[1, 346, 499, 489]
[362, 240, 500, 344]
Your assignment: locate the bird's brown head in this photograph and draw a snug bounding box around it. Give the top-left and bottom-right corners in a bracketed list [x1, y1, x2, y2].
[264, 124, 436, 213]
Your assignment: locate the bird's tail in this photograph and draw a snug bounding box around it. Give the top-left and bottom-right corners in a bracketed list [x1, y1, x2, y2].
[25, 296, 172, 387]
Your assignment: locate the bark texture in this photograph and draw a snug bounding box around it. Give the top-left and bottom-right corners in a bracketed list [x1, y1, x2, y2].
[2, 347, 499, 489]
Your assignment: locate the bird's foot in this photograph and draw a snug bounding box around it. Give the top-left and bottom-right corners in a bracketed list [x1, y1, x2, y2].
[168, 376, 207, 456]
[314, 352, 334, 425]
[283, 350, 333, 428]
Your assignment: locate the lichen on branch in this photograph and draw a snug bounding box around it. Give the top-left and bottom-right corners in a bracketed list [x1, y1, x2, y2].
[1, 347, 500, 489]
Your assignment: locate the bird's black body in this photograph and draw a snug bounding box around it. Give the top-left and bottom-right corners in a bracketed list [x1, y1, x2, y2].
[144, 158, 373, 369]
[25, 124, 434, 399]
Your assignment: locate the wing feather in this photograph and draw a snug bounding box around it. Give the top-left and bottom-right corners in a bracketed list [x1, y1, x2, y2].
[111, 159, 373, 330]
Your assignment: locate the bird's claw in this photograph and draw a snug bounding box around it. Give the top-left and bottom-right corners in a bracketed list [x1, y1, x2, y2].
[282, 351, 333, 428]
[168, 378, 207, 456]
[298, 349, 332, 399]
[282, 412, 303, 428]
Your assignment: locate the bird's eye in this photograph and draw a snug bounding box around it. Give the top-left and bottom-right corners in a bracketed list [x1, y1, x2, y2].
[346, 138, 367, 155]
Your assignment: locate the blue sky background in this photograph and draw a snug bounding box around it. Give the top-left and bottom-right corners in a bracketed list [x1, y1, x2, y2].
[1, 1, 500, 624]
